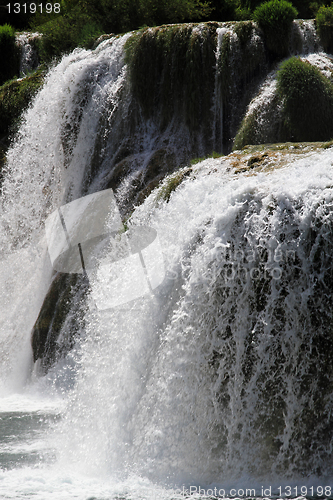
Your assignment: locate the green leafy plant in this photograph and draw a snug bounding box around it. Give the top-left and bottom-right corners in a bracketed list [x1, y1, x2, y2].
[253, 0, 298, 58]
[316, 5, 333, 54]
[0, 24, 20, 85]
[277, 57, 333, 141]
[61, 0, 211, 35]
[35, 13, 104, 62]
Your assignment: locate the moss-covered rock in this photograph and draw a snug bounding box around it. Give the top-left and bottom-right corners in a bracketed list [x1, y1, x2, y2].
[125, 23, 217, 133]
[31, 272, 88, 373]
[234, 56, 333, 149]
[216, 21, 268, 149]
[0, 67, 45, 137]
[229, 141, 333, 174]
[155, 166, 192, 203]
[233, 89, 285, 150]
[277, 57, 333, 142]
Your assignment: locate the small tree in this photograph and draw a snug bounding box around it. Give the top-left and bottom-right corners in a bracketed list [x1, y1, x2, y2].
[317, 5, 333, 54]
[253, 0, 298, 59]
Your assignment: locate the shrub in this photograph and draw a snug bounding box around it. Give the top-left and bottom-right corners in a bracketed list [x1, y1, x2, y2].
[316, 5, 333, 54]
[253, 0, 298, 58]
[277, 57, 333, 141]
[0, 24, 20, 85]
[36, 13, 104, 62]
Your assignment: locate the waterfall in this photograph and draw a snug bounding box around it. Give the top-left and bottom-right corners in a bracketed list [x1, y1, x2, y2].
[53, 148, 333, 485]
[1, 20, 333, 498]
[0, 35, 130, 392]
[291, 19, 322, 55]
[16, 32, 40, 77]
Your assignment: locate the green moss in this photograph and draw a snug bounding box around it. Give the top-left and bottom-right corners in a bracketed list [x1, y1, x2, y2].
[0, 67, 45, 136]
[190, 150, 224, 164]
[316, 5, 333, 54]
[216, 21, 267, 148]
[234, 57, 333, 149]
[125, 23, 217, 132]
[155, 167, 192, 202]
[190, 156, 206, 165]
[233, 91, 289, 149]
[233, 109, 258, 150]
[0, 24, 20, 85]
[253, 0, 298, 59]
[277, 57, 333, 142]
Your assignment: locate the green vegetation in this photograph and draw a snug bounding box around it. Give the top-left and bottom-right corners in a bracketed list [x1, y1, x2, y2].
[35, 14, 104, 62]
[217, 20, 267, 146]
[0, 67, 45, 136]
[233, 56, 333, 149]
[277, 57, 333, 141]
[0, 0, 328, 37]
[125, 24, 217, 132]
[316, 5, 333, 54]
[232, 92, 287, 149]
[188, 0, 325, 22]
[190, 150, 224, 164]
[26, 0, 212, 63]
[0, 24, 20, 86]
[253, 0, 298, 58]
[0, 0, 328, 70]
[155, 167, 192, 202]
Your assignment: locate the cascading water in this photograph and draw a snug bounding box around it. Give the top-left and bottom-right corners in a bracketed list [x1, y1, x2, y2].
[1, 21, 333, 499]
[16, 32, 40, 77]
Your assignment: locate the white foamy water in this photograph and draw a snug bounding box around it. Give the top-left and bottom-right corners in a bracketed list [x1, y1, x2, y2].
[0, 35, 130, 394]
